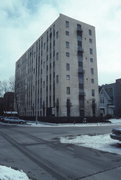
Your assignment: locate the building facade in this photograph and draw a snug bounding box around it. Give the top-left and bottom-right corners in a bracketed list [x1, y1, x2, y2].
[115, 79, 121, 117]
[99, 85, 115, 117]
[0, 97, 4, 115]
[3, 92, 15, 112]
[99, 78, 121, 117]
[15, 14, 99, 118]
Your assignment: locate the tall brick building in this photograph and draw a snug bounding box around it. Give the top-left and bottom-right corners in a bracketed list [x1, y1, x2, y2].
[15, 14, 99, 118]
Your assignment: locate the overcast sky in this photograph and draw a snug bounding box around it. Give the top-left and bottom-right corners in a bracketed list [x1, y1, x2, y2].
[0, 0, 121, 85]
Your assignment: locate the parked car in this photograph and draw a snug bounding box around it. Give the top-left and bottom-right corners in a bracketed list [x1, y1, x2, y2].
[0, 116, 4, 121]
[3, 117, 26, 124]
[110, 128, 121, 141]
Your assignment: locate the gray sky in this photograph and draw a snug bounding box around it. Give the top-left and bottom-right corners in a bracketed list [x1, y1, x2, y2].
[0, 0, 121, 85]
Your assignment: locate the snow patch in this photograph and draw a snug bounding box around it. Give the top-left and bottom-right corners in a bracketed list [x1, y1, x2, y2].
[27, 118, 121, 128]
[1, 118, 121, 128]
[60, 134, 121, 155]
[0, 165, 30, 180]
[27, 122, 111, 128]
[109, 118, 121, 124]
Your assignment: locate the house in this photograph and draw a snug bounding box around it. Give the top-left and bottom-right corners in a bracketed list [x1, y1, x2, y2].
[99, 86, 115, 117]
[99, 78, 121, 117]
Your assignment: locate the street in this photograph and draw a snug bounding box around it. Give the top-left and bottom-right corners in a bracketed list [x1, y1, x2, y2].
[0, 123, 121, 180]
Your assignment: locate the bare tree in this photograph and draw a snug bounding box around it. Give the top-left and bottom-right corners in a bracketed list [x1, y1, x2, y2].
[0, 76, 15, 97]
[9, 76, 15, 92]
[0, 81, 3, 97]
[2, 80, 9, 94]
[0, 80, 9, 97]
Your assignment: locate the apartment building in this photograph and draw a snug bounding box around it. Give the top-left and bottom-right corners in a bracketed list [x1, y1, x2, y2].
[15, 14, 99, 118]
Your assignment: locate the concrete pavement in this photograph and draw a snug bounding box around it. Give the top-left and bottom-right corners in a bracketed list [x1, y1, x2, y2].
[0, 124, 121, 180]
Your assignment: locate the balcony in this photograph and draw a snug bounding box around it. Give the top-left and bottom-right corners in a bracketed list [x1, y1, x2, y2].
[79, 78, 84, 84]
[77, 35, 82, 41]
[79, 104, 84, 109]
[77, 26, 83, 36]
[79, 91, 85, 96]
[78, 56, 83, 62]
[77, 46, 83, 56]
[78, 68, 84, 73]
[77, 51, 83, 57]
[78, 46, 83, 51]
[79, 98, 84, 109]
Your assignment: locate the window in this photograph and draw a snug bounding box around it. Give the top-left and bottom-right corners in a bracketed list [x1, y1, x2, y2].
[53, 50, 55, 57]
[92, 89, 95, 96]
[53, 40, 55, 46]
[78, 62, 83, 67]
[78, 41, 82, 46]
[66, 63, 70, 71]
[77, 24, 82, 37]
[56, 31, 58, 39]
[44, 42, 46, 49]
[79, 84, 83, 89]
[41, 38, 43, 48]
[91, 79, 94, 83]
[50, 63, 51, 70]
[50, 53, 51, 59]
[66, 41, 69, 48]
[66, 52, 70, 57]
[100, 97, 104, 104]
[90, 48, 93, 54]
[66, 87, 70, 94]
[43, 81, 45, 88]
[77, 24, 81, 30]
[47, 32, 48, 42]
[66, 21, 69, 28]
[46, 45, 48, 52]
[90, 58, 93, 62]
[89, 38, 92, 43]
[65, 31, 69, 36]
[91, 68, 94, 74]
[43, 61, 45, 68]
[56, 52, 59, 60]
[46, 55, 48, 61]
[53, 26, 55, 37]
[53, 71, 55, 78]
[53, 61, 55, 68]
[46, 75, 48, 82]
[50, 95, 51, 106]
[66, 75, 70, 80]
[56, 75, 59, 83]
[78, 73, 83, 78]
[89, 29, 92, 35]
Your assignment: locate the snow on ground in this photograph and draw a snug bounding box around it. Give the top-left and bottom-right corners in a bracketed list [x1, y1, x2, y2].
[27, 118, 121, 127]
[109, 118, 121, 124]
[60, 134, 121, 155]
[0, 118, 121, 128]
[0, 165, 30, 180]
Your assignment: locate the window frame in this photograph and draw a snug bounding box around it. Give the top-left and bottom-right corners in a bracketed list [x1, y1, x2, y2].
[65, 31, 69, 36]
[66, 87, 70, 95]
[66, 52, 70, 57]
[66, 63, 70, 71]
[66, 21, 69, 28]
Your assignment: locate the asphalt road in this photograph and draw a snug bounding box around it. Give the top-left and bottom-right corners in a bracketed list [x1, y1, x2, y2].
[0, 123, 121, 180]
